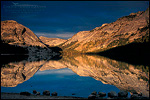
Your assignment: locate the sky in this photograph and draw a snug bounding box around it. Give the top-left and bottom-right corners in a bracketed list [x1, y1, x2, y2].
[1, 1, 149, 39]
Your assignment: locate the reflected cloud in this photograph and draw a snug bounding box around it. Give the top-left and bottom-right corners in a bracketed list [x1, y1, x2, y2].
[36, 68, 75, 75]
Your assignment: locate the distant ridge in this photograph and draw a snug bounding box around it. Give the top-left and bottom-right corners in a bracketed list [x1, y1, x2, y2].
[39, 36, 67, 47]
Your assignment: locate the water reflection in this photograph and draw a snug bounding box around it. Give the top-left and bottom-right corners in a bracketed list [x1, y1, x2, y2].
[1, 54, 61, 87]
[1, 54, 149, 97]
[59, 55, 149, 97]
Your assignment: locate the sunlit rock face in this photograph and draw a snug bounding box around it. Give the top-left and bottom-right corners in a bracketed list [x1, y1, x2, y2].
[60, 8, 149, 53]
[39, 36, 67, 47]
[1, 60, 46, 87]
[1, 20, 45, 47]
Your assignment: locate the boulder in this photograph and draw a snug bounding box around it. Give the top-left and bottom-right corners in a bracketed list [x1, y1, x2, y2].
[88, 94, 96, 99]
[72, 93, 75, 95]
[118, 91, 128, 97]
[98, 92, 106, 97]
[33, 90, 37, 94]
[91, 91, 97, 95]
[20, 92, 31, 96]
[51, 92, 57, 96]
[43, 90, 50, 96]
[130, 91, 143, 99]
[36, 92, 40, 95]
[138, 93, 142, 96]
[132, 91, 138, 94]
[130, 94, 139, 99]
[108, 91, 118, 98]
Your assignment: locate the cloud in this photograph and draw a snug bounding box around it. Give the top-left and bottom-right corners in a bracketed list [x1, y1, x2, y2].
[36, 68, 75, 75]
[56, 33, 75, 38]
[35, 32, 75, 39]
[35, 33, 56, 38]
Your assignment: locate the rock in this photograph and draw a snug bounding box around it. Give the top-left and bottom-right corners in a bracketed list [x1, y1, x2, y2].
[138, 93, 142, 96]
[129, 13, 136, 16]
[20, 92, 31, 96]
[72, 93, 75, 95]
[33, 90, 37, 94]
[36, 92, 40, 95]
[108, 91, 118, 98]
[98, 92, 106, 97]
[43, 90, 50, 96]
[118, 91, 128, 97]
[88, 94, 96, 99]
[51, 92, 57, 96]
[132, 91, 138, 94]
[130, 94, 139, 99]
[91, 91, 97, 95]
[101, 23, 108, 27]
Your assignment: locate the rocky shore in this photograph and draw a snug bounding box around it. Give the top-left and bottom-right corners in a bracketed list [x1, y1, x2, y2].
[1, 90, 149, 99]
[1, 92, 84, 99]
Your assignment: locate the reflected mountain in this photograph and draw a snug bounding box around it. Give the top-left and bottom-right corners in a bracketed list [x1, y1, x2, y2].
[1, 54, 62, 87]
[60, 55, 149, 97]
[1, 54, 149, 97]
[1, 60, 45, 87]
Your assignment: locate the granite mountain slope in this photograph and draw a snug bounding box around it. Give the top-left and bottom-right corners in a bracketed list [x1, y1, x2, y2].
[1, 20, 45, 47]
[1, 20, 64, 55]
[1, 20, 62, 55]
[59, 8, 149, 53]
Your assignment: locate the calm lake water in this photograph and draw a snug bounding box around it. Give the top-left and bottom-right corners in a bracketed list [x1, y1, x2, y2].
[1, 54, 149, 98]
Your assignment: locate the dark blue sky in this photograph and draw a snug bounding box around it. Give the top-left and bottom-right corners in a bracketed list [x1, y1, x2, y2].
[1, 1, 149, 39]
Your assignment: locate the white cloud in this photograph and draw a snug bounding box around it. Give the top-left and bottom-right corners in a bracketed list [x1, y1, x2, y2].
[56, 33, 75, 38]
[35, 32, 57, 38]
[35, 32, 75, 39]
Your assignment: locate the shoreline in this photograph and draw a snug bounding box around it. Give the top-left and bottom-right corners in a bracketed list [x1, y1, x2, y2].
[1, 92, 149, 99]
[1, 92, 85, 99]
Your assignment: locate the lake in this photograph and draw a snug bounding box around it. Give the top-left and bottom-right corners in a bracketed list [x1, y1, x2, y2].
[1, 54, 149, 98]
